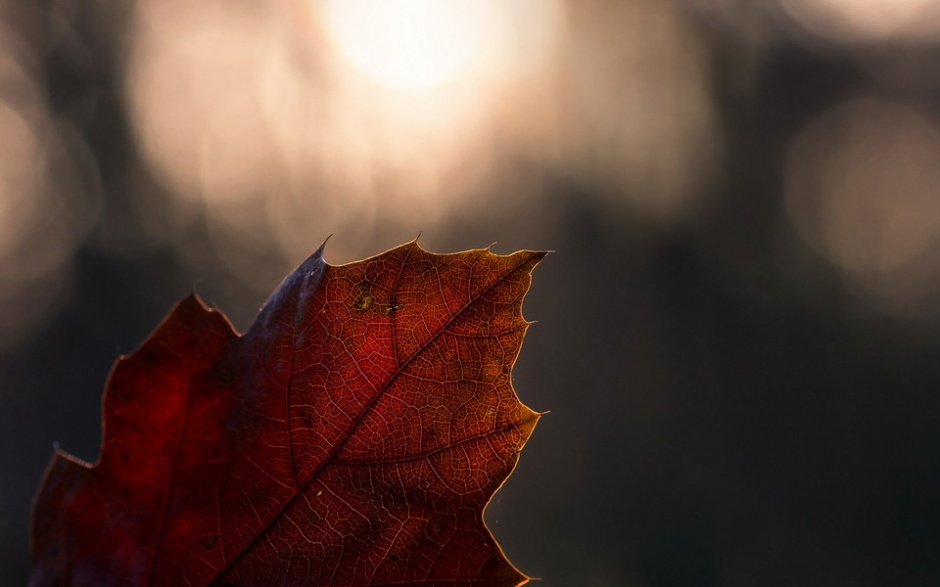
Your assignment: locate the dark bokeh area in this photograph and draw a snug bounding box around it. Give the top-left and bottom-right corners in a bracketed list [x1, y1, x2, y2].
[4, 0, 940, 584]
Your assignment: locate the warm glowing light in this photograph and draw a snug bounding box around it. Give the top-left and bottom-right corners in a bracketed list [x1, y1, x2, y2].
[779, 0, 940, 43]
[784, 96, 940, 316]
[0, 46, 100, 348]
[560, 0, 721, 224]
[319, 0, 495, 89]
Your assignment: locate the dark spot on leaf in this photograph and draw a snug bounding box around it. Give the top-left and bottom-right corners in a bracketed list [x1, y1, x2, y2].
[203, 535, 218, 551]
[353, 292, 374, 311]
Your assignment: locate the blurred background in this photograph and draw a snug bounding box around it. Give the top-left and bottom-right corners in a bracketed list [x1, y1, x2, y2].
[3, 0, 940, 584]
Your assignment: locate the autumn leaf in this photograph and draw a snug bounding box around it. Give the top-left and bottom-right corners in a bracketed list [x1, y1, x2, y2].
[30, 241, 545, 587]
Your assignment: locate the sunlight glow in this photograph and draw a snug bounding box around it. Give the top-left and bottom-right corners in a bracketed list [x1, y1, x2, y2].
[784, 96, 940, 316]
[780, 0, 940, 42]
[319, 0, 495, 89]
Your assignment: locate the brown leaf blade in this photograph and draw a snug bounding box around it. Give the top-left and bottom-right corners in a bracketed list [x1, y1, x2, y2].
[30, 241, 544, 587]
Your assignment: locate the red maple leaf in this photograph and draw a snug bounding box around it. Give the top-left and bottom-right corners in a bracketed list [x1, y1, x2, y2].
[30, 241, 544, 587]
